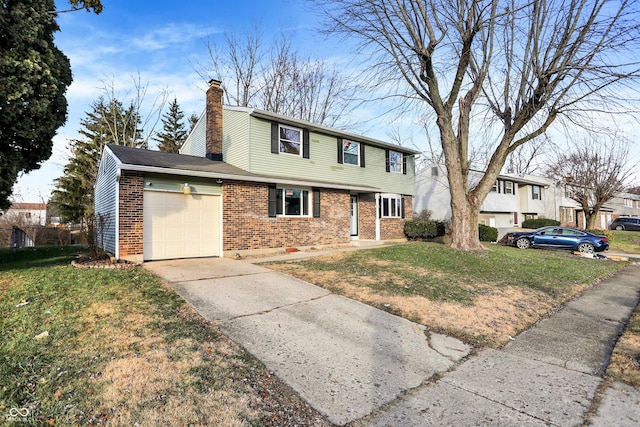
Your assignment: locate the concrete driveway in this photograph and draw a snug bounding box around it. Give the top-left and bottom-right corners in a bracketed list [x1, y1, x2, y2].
[144, 257, 471, 425]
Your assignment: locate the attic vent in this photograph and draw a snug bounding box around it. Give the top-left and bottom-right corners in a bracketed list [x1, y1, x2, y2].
[431, 167, 438, 177]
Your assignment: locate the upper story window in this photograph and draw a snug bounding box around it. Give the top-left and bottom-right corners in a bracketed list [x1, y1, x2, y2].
[504, 181, 514, 195]
[491, 181, 499, 192]
[386, 150, 404, 174]
[279, 125, 302, 155]
[343, 140, 360, 165]
[624, 198, 633, 208]
[271, 122, 309, 158]
[532, 185, 541, 200]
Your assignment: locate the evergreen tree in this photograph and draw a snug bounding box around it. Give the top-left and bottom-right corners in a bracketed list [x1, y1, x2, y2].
[50, 97, 143, 223]
[0, 0, 102, 211]
[154, 98, 188, 153]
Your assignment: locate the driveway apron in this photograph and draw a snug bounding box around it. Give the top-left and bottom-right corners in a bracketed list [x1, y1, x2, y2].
[144, 257, 471, 425]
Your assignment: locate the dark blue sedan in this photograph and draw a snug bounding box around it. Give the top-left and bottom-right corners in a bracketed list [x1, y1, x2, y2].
[503, 226, 609, 253]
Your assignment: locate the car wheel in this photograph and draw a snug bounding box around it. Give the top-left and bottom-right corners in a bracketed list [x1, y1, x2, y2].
[516, 238, 531, 249]
[615, 225, 624, 231]
[578, 243, 595, 253]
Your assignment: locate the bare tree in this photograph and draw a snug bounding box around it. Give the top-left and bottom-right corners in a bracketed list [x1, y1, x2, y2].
[99, 73, 168, 149]
[546, 137, 635, 230]
[199, 26, 354, 127]
[317, 0, 640, 250]
[505, 137, 549, 175]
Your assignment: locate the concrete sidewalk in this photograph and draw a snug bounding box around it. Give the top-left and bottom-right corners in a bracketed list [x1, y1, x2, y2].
[144, 257, 471, 425]
[145, 257, 640, 426]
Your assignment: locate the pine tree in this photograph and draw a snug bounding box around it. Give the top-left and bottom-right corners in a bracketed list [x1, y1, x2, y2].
[154, 98, 188, 153]
[50, 97, 144, 223]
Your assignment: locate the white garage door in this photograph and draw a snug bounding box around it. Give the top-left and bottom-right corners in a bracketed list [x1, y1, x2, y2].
[143, 191, 221, 261]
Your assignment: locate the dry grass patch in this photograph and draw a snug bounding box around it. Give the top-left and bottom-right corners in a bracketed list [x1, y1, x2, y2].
[607, 304, 640, 386]
[265, 243, 624, 347]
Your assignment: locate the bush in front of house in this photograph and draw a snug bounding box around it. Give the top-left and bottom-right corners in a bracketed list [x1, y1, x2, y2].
[404, 218, 447, 240]
[522, 218, 561, 229]
[478, 224, 498, 242]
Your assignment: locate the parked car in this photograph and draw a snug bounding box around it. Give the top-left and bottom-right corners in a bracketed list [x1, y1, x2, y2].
[610, 217, 640, 231]
[503, 226, 609, 253]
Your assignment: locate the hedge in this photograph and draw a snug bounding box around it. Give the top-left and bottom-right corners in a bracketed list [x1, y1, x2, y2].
[404, 218, 447, 240]
[478, 223, 498, 242]
[522, 218, 561, 229]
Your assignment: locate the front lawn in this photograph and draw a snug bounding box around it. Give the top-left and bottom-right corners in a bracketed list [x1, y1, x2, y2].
[609, 230, 640, 254]
[0, 246, 330, 426]
[265, 243, 627, 347]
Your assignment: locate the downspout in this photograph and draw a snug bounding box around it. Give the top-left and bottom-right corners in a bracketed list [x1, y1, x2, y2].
[115, 170, 121, 260]
[375, 193, 381, 241]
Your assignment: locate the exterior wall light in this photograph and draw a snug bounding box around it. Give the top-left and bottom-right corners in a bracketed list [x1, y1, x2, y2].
[182, 183, 192, 195]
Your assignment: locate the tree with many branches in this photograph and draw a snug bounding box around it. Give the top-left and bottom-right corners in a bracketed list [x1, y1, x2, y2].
[546, 137, 635, 230]
[153, 98, 189, 153]
[316, 0, 640, 250]
[0, 0, 102, 211]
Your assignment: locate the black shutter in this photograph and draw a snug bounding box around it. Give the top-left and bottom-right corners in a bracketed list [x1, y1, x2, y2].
[360, 143, 365, 168]
[385, 149, 390, 172]
[402, 154, 407, 175]
[303, 129, 310, 159]
[268, 185, 277, 217]
[313, 189, 321, 218]
[271, 123, 279, 154]
[401, 196, 405, 218]
[337, 138, 344, 164]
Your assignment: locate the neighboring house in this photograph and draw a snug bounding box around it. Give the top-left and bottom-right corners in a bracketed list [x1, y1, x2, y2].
[416, 165, 627, 233]
[414, 165, 549, 231]
[95, 80, 419, 262]
[608, 192, 640, 219]
[2, 203, 48, 226]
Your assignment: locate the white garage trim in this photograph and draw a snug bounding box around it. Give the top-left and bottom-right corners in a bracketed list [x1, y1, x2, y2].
[143, 191, 222, 261]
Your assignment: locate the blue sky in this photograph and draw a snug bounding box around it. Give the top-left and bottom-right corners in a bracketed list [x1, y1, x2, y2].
[12, 0, 640, 202]
[15, 0, 328, 201]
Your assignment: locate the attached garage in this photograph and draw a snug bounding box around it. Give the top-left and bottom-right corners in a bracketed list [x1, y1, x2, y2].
[143, 191, 221, 261]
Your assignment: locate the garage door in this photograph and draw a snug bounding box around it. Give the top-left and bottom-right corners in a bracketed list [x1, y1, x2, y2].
[143, 191, 221, 261]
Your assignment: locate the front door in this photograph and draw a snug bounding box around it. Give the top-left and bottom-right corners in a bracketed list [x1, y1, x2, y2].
[350, 195, 358, 237]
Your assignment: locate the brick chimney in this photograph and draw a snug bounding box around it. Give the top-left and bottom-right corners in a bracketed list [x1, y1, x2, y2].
[206, 79, 224, 161]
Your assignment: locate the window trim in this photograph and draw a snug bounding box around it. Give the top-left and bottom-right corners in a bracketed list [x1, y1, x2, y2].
[342, 139, 360, 166]
[504, 181, 514, 195]
[278, 124, 303, 157]
[532, 185, 541, 200]
[268, 185, 315, 218]
[271, 122, 310, 158]
[386, 150, 404, 174]
[379, 193, 404, 218]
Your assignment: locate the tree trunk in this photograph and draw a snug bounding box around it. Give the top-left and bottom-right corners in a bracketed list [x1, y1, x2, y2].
[449, 191, 484, 251]
[584, 211, 599, 230]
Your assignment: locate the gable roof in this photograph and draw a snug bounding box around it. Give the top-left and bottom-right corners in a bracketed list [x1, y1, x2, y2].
[105, 144, 379, 192]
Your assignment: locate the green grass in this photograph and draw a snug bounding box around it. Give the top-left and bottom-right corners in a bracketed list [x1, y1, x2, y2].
[297, 243, 626, 303]
[609, 230, 640, 254]
[0, 246, 309, 426]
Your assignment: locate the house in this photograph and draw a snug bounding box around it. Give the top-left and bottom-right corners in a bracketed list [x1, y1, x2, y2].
[94, 80, 419, 262]
[1, 203, 48, 226]
[416, 165, 629, 232]
[414, 165, 549, 232]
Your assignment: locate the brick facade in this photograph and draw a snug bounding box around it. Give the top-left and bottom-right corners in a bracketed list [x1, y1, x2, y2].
[118, 171, 144, 259]
[357, 193, 412, 240]
[115, 174, 411, 260]
[222, 181, 351, 251]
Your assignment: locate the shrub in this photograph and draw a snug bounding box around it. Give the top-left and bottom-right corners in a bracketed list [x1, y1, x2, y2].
[478, 224, 498, 242]
[404, 218, 446, 240]
[522, 218, 561, 229]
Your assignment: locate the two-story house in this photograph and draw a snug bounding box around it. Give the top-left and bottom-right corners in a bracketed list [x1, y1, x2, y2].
[414, 165, 550, 234]
[94, 80, 418, 262]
